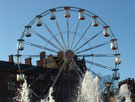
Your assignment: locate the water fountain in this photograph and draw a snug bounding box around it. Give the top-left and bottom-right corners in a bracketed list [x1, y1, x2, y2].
[41, 87, 55, 102]
[77, 71, 103, 102]
[15, 79, 31, 102]
[115, 84, 131, 102]
[15, 71, 103, 102]
[15, 72, 133, 102]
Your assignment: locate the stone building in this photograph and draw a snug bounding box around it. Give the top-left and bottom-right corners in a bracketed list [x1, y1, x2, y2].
[0, 52, 86, 102]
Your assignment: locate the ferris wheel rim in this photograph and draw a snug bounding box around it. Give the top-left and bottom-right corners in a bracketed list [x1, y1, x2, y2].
[17, 5, 120, 77]
[16, 6, 121, 99]
[24, 6, 120, 54]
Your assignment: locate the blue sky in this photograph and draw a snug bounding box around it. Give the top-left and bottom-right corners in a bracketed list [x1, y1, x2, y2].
[0, 0, 135, 81]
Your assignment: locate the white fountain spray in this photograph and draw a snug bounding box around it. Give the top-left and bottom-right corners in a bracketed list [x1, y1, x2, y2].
[77, 71, 103, 102]
[41, 87, 55, 102]
[15, 79, 31, 102]
[115, 84, 131, 102]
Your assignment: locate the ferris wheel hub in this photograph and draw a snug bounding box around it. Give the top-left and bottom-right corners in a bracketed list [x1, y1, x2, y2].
[65, 50, 74, 60]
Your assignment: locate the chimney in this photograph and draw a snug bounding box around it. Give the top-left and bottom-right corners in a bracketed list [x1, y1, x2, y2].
[37, 51, 46, 67]
[25, 58, 32, 66]
[9, 55, 14, 63]
[40, 51, 46, 60]
[37, 60, 41, 67]
[43, 59, 47, 68]
[37, 59, 47, 68]
[57, 51, 64, 58]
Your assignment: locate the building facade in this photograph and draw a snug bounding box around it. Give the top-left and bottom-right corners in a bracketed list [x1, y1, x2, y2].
[0, 52, 86, 102]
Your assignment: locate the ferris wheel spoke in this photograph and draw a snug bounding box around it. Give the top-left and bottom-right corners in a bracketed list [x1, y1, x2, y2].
[72, 59, 85, 77]
[52, 62, 66, 88]
[77, 61, 106, 83]
[55, 19, 67, 50]
[75, 41, 110, 54]
[74, 30, 102, 52]
[40, 82, 52, 98]
[67, 18, 70, 49]
[15, 54, 59, 59]
[70, 20, 80, 49]
[68, 70, 72, 102]
[31, 29, 62, 51]
[42, 21, 65, 51]
[71, 62, 82, 79]
[39, 61, 65, 97]
[24, 41, 58, 53]
[55, 82, 62, 101]
[72, 22, 92, 50]
[29, 75, 44, 86]
[85, 60, 113, 71]
[20, 55, 40, 58]
[77, 54, 119, 57]
[29, 88, 41, 99]
[76, 61, 106, 83]
[69, 63, 82, 81]
[87, 68, 105, 83]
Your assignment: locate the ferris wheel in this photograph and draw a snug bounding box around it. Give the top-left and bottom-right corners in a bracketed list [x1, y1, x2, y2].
[16, 6, 121, 100]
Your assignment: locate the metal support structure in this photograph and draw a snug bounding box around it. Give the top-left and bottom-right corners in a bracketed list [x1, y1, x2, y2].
[42, 21, 65, 51]
[105, 82, 112, 102]
[52, 63, 66, 87]
[74, 30, 102, 52]
[75, 41, 110, 54]
[72, 22, 92, 50]
[23, 41, 58, 53]
[70, 20, 80, 49]
[77, 54, 120, 57]
[16, 6, 120, 101]
[67, 18, 70, 49]
[86, 60, 113, 71]
[55, 19, 67, 50]
[31, 29, 62, 51]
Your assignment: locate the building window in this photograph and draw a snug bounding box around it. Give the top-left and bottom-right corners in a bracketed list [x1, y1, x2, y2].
[8, 96, 13, 102]
[8, 82, 16, 91]
[39, 74, 45, 80]
[8, 74, 16, 79]
[29, 76, 35, 80]
[51, 76, 55, 81]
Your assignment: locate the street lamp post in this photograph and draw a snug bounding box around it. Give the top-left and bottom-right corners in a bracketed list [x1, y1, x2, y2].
[105, 82, 112, 102]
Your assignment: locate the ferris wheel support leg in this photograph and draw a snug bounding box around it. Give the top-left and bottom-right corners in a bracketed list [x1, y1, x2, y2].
[72, 59, 85, 77]
[52, 62, 66, 88]
[71, 62, 82, 80]
[29, 88, 41, 99]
